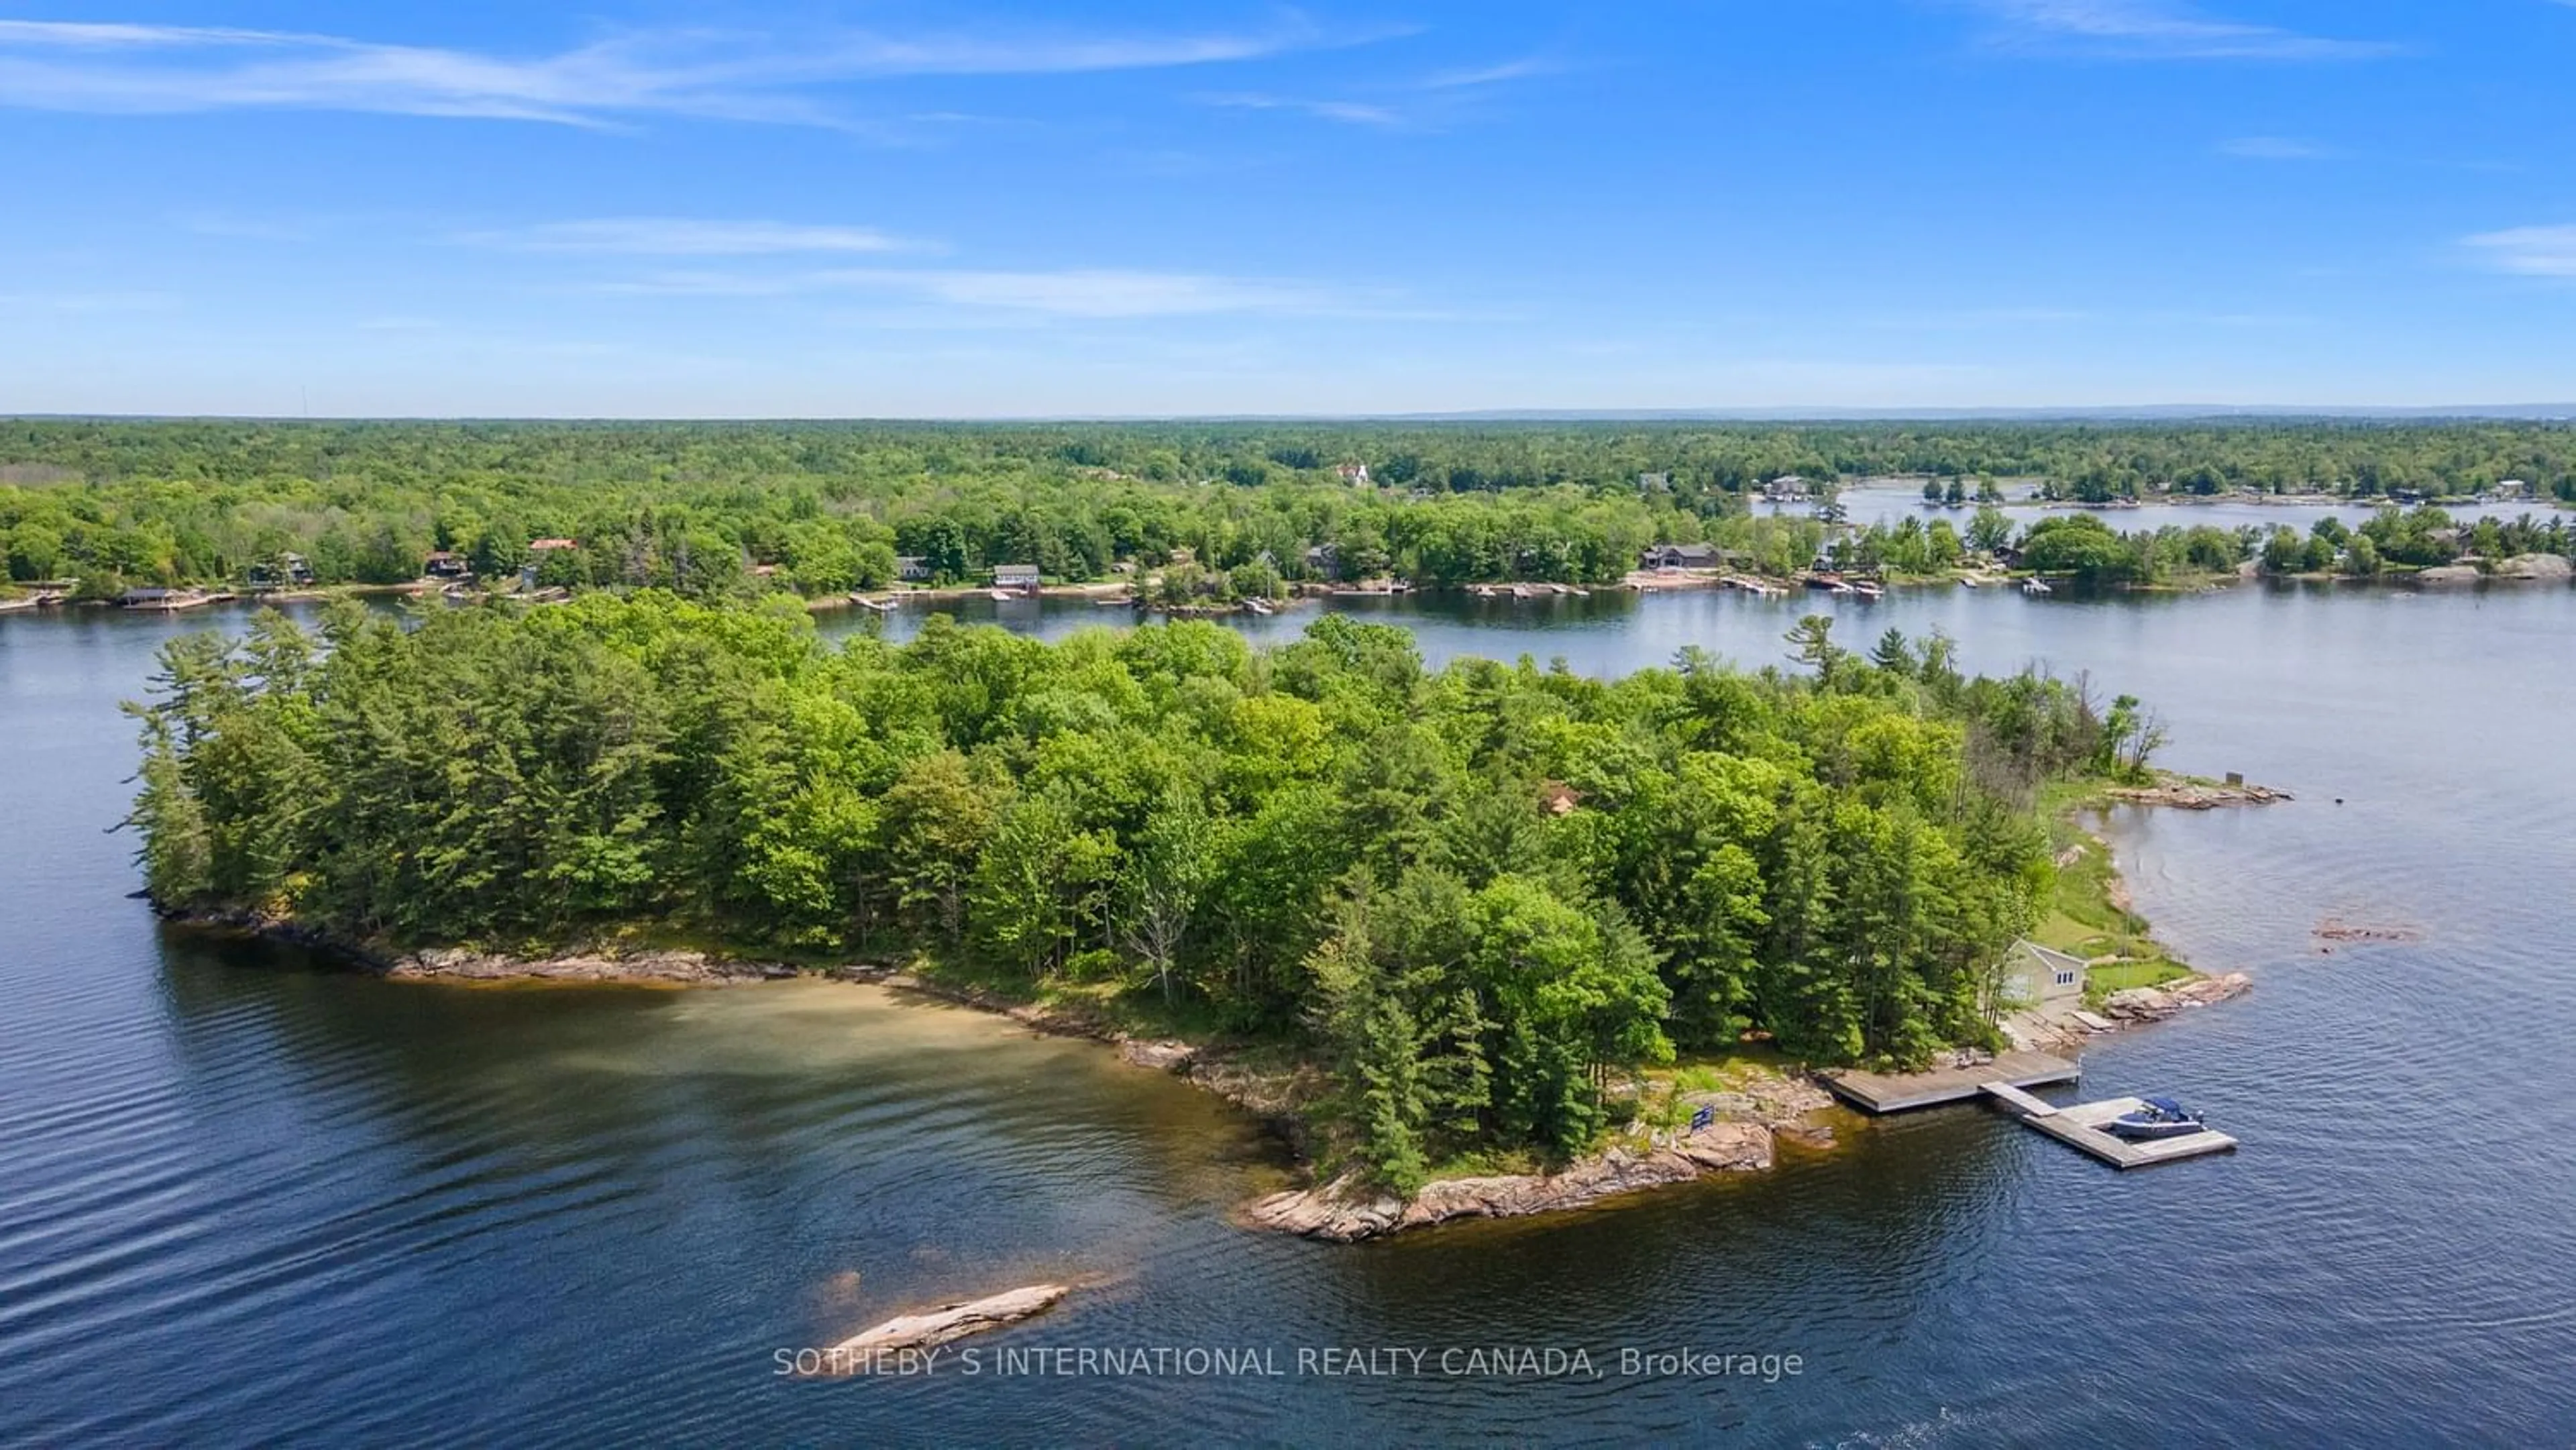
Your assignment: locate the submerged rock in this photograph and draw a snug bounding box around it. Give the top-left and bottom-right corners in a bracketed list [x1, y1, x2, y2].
[1118, 1039, 1198, 1073]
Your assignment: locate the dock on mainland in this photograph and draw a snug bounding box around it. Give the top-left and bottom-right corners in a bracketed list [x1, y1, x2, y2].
[1821, 1051, 2237, 1170]
[1819, 1050, 2081, 1112]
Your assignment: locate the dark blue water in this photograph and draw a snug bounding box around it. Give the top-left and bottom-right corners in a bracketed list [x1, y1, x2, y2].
[5, 583, 2573, 1446]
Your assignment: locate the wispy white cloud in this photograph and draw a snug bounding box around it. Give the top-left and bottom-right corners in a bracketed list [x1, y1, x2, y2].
[1960, 1, 2400, 60]
[1193, 52, 1558, 129]
[2219, 135, 2335, 159]
[1858, 304, 2309, 330]
[1197, 92, 1406, 127]
[1419, 57, 1561, 90]
[463, 218, 924, 256]
[2463, 225, 2576, 278]
[866, 268, 1353, 317]
[0, 15, 1357, 127]
[588, 266, 1377, 319]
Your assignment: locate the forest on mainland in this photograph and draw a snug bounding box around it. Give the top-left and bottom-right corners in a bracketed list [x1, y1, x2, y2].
[129, 596, 2161, 1189]
[5, 418, 2572, 599]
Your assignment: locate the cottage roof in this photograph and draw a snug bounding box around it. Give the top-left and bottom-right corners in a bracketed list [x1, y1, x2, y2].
[2008, 939, 2088, 976]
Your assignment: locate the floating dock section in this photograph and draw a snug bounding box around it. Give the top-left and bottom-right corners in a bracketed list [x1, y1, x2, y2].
[1983, 1090, 2238, 1169]
[1821, 1053, 2237, 1170]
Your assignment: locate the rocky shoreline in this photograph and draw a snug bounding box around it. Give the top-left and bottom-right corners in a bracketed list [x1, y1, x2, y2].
[2105, 778, 2292, 809]
[2008, 972, 2253, 1055]
[158, 902, 2247, 1245]
[1240, 1124, 1778, 1243]
[1238, 1072, 1836, 1243]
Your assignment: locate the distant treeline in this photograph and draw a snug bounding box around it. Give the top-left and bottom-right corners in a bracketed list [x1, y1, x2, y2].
[1841, 503, 2573, 582]
[129, 598, 2149, 1188]
[5, 419, 2571, 597]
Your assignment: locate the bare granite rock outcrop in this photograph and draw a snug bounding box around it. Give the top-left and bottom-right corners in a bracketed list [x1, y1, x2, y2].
[2101, 972, 2252, 1021]
[387, 946, 791, 984]
[815, 1284, 1071, 1366]
[2106, 780, 2291, 809]
[2492, 554, 2573, 581]
[1239, 1122, 1775, 1243]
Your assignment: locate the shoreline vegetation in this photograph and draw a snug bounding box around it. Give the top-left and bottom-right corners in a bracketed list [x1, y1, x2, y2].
[133, 593, 2267, 1239]
[5, 420, 2572, 611]
[155, 763, 2261, 1241]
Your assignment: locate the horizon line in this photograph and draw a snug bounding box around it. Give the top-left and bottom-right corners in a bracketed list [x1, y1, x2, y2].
[7, 403, 2576, 426]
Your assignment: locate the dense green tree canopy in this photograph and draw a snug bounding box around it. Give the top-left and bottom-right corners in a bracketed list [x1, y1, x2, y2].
[130, 597, 2149, 1186]
[8, 419, 2569, 595]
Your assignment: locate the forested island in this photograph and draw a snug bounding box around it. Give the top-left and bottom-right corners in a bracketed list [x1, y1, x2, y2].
[5, 419, 2571, 603]
[131, 594, 2166, 1198]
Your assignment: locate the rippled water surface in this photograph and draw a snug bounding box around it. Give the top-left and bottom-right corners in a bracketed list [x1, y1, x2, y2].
[5, 582, 2573, 1446]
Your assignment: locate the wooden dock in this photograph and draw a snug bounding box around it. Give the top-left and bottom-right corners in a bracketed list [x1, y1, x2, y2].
[1821, 1055, 2237, 1169]
[1984, 1091, 2239, 1169]
[1818, 1051, 2081, 1112]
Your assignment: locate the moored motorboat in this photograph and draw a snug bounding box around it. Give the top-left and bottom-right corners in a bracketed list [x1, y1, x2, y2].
[2107, 1096, 2205, 1140]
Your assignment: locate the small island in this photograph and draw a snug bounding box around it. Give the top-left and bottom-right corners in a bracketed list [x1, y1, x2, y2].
[129, 594, 2252, 1237]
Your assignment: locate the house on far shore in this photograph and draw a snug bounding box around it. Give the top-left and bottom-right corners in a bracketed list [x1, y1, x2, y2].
[1760, 475, 1811, 503]
[1335, 462, 1371, 486]
[527, 537, 578, 554]
[248, 553, 314, 590]
[423, 550, 470, 580]
[992, 563, 1042, 593]
[895, 555, 933, 582]
[1304, 542, 1339, 576]
[2001, 939, 2088, 1009]
[1641, 542, 1724, 571]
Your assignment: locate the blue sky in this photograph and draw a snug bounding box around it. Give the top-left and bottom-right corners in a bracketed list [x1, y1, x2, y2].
[2, 1, 2573, 415]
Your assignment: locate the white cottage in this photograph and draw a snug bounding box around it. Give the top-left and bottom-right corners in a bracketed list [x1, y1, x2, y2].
[2001, 939, 2088, 1008]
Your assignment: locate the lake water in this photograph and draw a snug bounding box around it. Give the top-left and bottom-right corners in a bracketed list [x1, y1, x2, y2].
[1826, 480, 2556, 533]
[5, 582, 2574, 1446]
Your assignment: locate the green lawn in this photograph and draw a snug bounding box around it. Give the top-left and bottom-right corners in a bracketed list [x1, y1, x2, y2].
[2033, 791, 2199, 992]
[2087, 960, 2193, 993]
